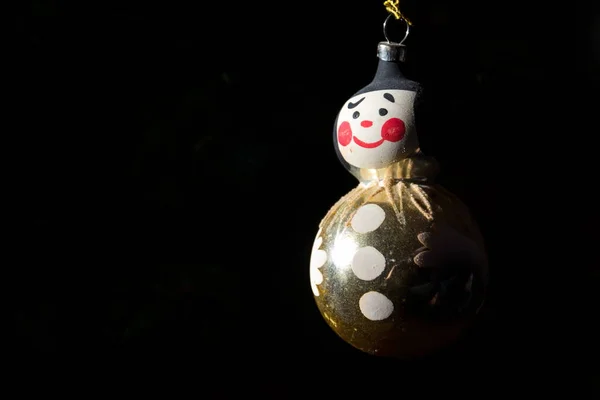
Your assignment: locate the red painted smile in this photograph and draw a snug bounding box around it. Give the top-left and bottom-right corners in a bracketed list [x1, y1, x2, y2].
[337, 118, 406, 149]
[353, 137, 385, 148]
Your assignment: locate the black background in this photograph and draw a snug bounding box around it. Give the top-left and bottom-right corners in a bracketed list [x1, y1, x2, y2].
[11, 0, 599, 395]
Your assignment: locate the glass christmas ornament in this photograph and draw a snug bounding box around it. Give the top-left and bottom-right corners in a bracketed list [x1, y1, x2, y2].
[309, 17, 488, 358]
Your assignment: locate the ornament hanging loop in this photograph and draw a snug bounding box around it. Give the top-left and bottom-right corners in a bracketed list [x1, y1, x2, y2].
[383, 13, 410, 45]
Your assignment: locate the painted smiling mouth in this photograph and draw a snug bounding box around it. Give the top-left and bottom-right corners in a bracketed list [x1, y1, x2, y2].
[353, 137, 385, 149]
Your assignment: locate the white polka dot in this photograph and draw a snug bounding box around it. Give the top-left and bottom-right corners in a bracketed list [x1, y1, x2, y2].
[351, 246, 386, 281]
[359, 291, 394, 321]
[351, 204, 386, 233]
[310, 233, 327, 297]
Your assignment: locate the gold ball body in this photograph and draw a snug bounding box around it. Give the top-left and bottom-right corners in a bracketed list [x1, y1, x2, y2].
[311, 178, 487, 359]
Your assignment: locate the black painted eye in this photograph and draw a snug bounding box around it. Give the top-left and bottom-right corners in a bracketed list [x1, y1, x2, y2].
[379, 108, 388, 116]
[353, 111, 360, 119]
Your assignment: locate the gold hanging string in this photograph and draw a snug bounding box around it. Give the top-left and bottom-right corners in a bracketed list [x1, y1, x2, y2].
[383, 0, 413, 26]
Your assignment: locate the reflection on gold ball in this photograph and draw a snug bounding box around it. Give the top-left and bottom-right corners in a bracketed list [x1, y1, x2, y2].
[310, 179, 487, 358]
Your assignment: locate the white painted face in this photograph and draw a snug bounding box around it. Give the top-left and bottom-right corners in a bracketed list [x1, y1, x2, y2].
[336, 89, 417, 169]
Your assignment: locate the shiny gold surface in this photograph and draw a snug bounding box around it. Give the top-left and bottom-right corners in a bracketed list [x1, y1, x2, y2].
[311, 157, 487, 358]
[354, 151, 440, 184]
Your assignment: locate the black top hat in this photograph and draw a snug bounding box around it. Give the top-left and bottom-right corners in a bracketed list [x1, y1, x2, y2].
[353, 42, 421, 96]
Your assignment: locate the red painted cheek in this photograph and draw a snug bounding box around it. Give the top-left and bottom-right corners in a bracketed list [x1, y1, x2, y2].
[337, 121, 352, 146]
[381, 118, 406, 142]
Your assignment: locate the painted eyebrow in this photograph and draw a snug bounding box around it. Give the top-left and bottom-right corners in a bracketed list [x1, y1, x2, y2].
[347, 97, 366, 109]
[383, 93, 395, 102]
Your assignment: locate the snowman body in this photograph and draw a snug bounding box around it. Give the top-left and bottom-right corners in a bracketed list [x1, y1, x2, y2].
[310, 53, 488, 358]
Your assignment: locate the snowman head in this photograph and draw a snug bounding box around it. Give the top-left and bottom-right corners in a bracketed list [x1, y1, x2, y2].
[335, 89, 419, 170]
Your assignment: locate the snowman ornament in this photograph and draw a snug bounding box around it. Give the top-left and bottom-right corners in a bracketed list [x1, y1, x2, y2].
[310, 38, 489, 359]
